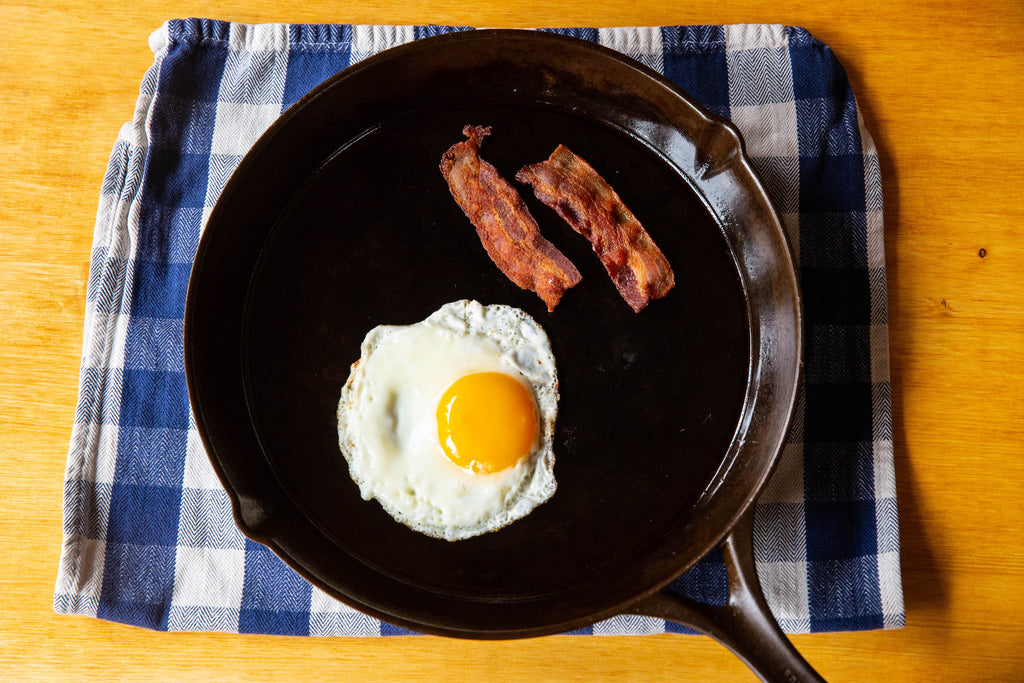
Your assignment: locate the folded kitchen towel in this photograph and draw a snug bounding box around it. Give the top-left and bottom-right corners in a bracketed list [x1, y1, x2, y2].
[55, 19, 903, 636]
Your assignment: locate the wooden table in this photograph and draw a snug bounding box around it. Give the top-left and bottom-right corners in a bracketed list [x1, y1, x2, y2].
[3, 1, 1022, 680]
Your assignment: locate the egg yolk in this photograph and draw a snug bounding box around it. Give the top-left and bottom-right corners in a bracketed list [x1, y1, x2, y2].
[436, 372, 538, 474]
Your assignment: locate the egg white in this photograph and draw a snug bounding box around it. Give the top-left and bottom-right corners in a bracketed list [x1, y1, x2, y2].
[337, 300, 558, 541]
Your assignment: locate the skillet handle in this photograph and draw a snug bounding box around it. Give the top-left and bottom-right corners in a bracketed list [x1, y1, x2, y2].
[630, 507, 826, 683]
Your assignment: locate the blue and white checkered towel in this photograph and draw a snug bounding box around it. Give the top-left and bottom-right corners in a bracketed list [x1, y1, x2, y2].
[55, 20, 903, 636]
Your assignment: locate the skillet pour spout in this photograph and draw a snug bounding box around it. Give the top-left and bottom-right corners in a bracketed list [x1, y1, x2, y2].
[631, 508, 826, 683]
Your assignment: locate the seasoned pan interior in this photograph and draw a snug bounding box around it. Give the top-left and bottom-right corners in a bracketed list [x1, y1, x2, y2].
[242, 102, 750, 600]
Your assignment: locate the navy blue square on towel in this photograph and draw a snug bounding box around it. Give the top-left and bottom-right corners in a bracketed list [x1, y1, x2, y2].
[118, 368, 190, 430]
[799, 153, 866, 214]
[804, 501, 878, 562]
[803, 382, 874, 443]
[128, 261, 193, 319]
[801, 268, 871, 325]
[114, 426, 188, 486]
[804, 324, 871, 384]
[790, 42, 850, 103]
[804, 442, 877, 503]
[105, 484, 182, 546]
[661, 27, 730, 119]
[807, 555, 882, 631]
[139, 148, 211, 209]
[240, 540, 313, 612]
[281, 29, 353, 108]
[239, 609, 312, 636]
[149, 96, 219, 154]
[668, 548, 730, 607]
[157, 34, 228, 103]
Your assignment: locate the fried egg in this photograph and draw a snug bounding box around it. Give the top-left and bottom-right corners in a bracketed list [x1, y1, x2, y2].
[336, 300, 558, 541]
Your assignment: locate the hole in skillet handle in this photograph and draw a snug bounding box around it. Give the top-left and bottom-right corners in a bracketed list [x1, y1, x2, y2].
[628, 506, 828, 683]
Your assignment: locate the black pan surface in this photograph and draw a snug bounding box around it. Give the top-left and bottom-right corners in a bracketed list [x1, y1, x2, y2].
[185, 30, 800, 638]
[244, 103, 748, 597]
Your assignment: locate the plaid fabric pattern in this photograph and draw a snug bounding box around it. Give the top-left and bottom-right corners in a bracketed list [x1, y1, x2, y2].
[55, 20, 903, 635]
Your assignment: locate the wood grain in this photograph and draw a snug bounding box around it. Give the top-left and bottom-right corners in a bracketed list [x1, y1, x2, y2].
[2, 1, 1023, 681]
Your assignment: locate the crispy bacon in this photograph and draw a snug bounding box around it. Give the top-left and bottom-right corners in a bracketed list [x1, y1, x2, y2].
[440, 126, 582, 312]
[516, 145, 675, 312]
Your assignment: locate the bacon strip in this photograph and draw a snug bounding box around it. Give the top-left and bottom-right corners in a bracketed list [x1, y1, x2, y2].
[440, 126, 582, 312]
[516, 145, 675, 312]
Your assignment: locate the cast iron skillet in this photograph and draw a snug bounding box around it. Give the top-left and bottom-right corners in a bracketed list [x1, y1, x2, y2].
[184, 29, 823, 682]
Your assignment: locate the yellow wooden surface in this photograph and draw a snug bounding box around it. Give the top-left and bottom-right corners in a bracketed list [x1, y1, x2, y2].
[2, 1, 1023, 680]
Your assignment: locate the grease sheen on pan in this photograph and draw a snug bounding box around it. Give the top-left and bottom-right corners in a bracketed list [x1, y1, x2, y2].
[337, 300, 558, 541]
